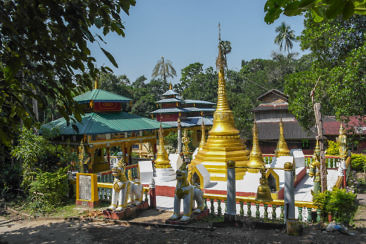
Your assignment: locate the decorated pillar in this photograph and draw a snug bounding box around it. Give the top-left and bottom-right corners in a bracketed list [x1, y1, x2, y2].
[177, 117, 182, 154]
[225, 160, 236, 222]
[284, 162, 295, 223]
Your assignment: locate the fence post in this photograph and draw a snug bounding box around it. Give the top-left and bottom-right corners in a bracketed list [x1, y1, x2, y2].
[225, 160, 236, 223]
[149, 178, 156, 208]
[284, 162, 295, 223]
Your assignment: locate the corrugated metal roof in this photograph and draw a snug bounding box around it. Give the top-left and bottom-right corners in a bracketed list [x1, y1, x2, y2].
[162, 116, 213, 128]
[74, 89, 131, 104]
[257, 121, 316, 140]
[162, 90, 178, 96]
[150, 108, 189, 114]
[156, 98, 183, 103]
[184, 99, 215, 105]
[41, 112, 172, 135]
[184, 107, 215, 112]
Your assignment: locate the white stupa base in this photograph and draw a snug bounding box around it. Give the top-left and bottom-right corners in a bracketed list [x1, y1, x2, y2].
[155, 168, 176, 182]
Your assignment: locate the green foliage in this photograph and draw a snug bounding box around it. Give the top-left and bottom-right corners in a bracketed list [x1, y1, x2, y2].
[264, 0, 366, 24]
[0, 0, 135, 145]
[165, 132, 178, 152]
[11, 127, 73, 191]
[326, 140, 340, 155]
[27, 167, 70, 214]
[351, 153, 366, 172]
[284, 15, 366, 129]
[314, 189, 357, 224]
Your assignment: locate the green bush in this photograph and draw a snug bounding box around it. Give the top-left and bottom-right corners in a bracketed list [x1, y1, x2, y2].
[28, 167, 70, 214]
[351, 153, 366, 172]
[11, 127, 73, 191]
[326, 140, 340, 155]
[313, 189, 357, 225]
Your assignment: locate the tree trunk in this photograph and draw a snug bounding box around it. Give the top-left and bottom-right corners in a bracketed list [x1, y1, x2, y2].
[314, 103, 327, 192]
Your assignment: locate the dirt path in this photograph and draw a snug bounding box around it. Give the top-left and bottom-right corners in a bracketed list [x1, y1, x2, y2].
[1, 209, 366, 244]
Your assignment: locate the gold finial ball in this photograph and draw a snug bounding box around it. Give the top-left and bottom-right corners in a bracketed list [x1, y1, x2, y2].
[226, 160, 235, 168]
[284, 162, 293, 170]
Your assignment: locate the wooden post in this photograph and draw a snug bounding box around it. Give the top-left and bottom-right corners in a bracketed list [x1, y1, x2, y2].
[314, 103, 327, 192]
[311, 78, 327, 192]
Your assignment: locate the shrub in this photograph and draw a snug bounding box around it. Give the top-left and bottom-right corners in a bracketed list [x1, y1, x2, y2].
[351, 153, 366, 172]
[11, 127, 73, 191]
[28, 167, 70, 214]
[313, 189, 357, 225]
[326, 140, 339, 155]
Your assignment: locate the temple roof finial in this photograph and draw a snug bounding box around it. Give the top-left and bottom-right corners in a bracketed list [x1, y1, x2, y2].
[169, 83, 172, 90]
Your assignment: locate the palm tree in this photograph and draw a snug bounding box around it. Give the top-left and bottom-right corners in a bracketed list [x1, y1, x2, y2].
[152, 57, 176, 82]
[274, 22, 296, 54]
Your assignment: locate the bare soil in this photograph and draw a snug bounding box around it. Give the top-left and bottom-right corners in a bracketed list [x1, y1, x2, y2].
[1, 208, 366, 244]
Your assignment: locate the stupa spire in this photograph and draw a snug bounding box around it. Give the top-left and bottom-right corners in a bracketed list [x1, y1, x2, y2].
[155, 123, 171, 168]
[169, 83, 173, 90]
[190, 24, 249, 181]
[198, 119, 206, 151]
[275, 118, 290, 157]
[247, 121, 265, 172]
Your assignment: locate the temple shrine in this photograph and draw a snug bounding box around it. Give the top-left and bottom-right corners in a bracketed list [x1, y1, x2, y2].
[42, 82, 170, 173]
[151, 84, 215, 147]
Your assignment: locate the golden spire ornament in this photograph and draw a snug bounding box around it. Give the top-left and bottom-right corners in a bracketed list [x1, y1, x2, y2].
[275, 119, 290, 157]
[190, 24, 249, 181]
[154, 123, 171, 168]
[169, 83, 173, 90]
[247, 121, 265, 173]
[198, 119, 206, 151]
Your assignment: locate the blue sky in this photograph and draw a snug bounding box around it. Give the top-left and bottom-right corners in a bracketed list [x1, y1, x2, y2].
[89, 0, 306, 84]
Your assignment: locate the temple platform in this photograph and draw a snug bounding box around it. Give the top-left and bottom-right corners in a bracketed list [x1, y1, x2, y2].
[139, 160, 339, 202]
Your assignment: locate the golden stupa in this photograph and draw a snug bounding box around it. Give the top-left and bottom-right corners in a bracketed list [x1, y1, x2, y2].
[247, 121, 265, 173]
[191, 28, 249, 181]
[198, 119, 206, 151]
[154, 124, 171, 168]
[275, 119, 290, 157]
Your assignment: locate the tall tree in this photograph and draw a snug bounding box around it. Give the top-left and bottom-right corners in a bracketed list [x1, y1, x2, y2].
[0, 0, 136, 145]
[285, 15, 366, 129]
[274, 22, 297, 54]
[152, 57, 177, 83]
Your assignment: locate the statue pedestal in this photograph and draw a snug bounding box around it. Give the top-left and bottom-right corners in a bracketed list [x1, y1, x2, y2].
[165, 208, 209, 225]
[103, 201, 149, 220]
[155, 168, 176, 182]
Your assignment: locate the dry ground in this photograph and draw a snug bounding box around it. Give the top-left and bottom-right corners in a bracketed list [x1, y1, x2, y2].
[1, 209, 366, 244]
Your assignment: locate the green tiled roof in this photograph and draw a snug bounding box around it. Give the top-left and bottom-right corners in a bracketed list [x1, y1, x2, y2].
[41, 112, 172, 135]
[74, 89, 131, 104]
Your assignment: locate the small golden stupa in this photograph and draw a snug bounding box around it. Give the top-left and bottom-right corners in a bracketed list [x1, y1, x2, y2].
[247, 121, 265, 173]
[154, 124, 171, 168]
[191, 26, 249, 181]
[198, 119, 206, 151]
[275, 119, 290, 157]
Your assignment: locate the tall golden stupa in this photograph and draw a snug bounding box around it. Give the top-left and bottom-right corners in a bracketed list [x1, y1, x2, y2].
[191, 27, 249, 181]
[275, 119, 290, 157]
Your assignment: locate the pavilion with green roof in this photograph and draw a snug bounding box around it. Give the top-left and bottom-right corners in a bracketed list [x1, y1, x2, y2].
[42, 83, 171, 173]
